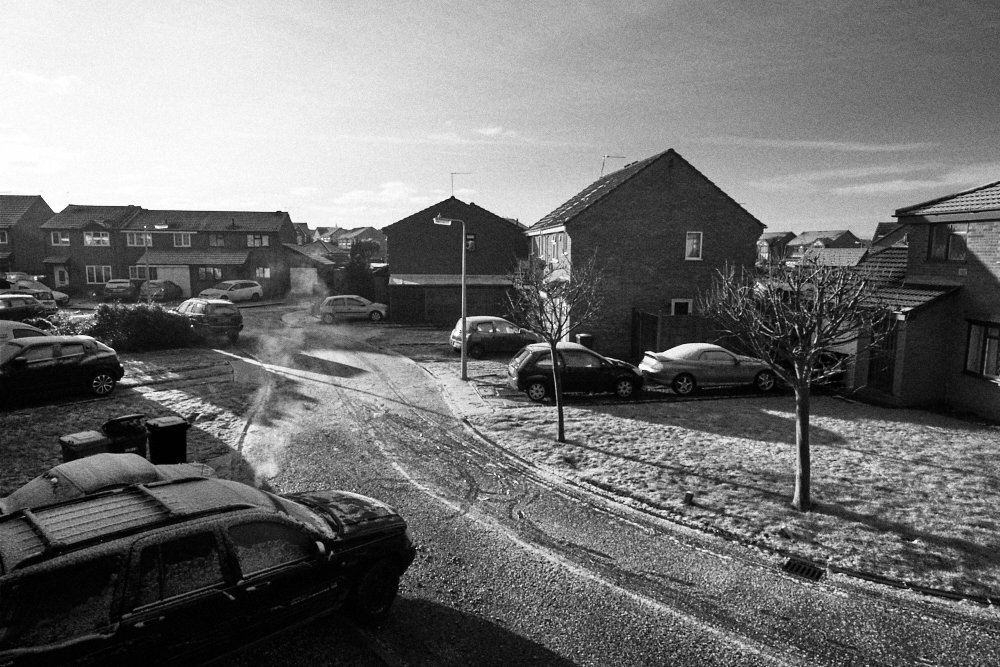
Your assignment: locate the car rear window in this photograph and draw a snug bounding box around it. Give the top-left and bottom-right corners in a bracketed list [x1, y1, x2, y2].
[510, 347, 534, 367]
[207, 304, 239, 315]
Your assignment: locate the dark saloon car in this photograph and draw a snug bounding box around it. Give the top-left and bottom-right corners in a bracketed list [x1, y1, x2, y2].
[139, 279, 184, 302]
[174, 297, 243, 343]
[0, 293, 48, 323]
[507, 341, 643, 402]
[102, 278, 142, 301]
[450, 316, 541, 358]
[0, 335, 124, 400]
[0, 475, 416, 666]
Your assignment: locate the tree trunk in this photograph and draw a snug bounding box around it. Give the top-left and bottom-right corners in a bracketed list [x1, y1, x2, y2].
[792, 384, 811, 511]
[549, 343, 566, 442]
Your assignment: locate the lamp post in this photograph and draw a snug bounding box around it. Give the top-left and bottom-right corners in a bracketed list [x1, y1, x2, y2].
[143, 222, 168, 303]
[432, 213, 467, 381]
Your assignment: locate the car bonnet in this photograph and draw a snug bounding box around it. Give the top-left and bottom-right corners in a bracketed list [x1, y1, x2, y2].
[286, 490, 405, 534]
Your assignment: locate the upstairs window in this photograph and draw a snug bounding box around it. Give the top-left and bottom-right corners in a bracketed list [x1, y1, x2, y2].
[208, 233, 225, 247]
[928, 223, 967, 262]
[126, 232, 151, 247]
[173, 233, 192, 248]
[247, 234, 270, 247]
[0, 231, 7, 244]
[84, 231, 110, 247]
[51, 231, 70, 246]
[685, 232, 703, 260]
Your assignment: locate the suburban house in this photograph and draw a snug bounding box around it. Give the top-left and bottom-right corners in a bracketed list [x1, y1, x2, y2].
[384, 197, 530, 324]
[39, 205, 143, 292]
[0, 195, 56, 276]
[332, 226, 387, 262]
[786, 229, 864, 264]
[39, 205, 296, 298]
[756, 231, 796, 267]
[848, 180, 1000, 419]
[312, 227, 341, 243]
[525, 148, 765, 361]
[292, 222, 313, 245]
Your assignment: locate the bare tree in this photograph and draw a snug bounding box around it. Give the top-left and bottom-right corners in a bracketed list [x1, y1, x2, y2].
[507, 254, 605, 442]
[700, 263, 893, 511]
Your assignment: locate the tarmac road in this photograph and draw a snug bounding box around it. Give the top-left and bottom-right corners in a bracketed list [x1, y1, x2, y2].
[220, 306, 1000, 666]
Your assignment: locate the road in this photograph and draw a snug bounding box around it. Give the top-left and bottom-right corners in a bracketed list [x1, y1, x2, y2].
[220, 305, 1000, 666]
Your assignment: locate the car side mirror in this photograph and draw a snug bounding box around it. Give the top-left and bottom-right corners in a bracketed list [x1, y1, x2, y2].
[314, 540, 331, 561]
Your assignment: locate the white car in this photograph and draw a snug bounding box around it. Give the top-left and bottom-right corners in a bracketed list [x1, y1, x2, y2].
[198, 280, 263, 302]
[317, 295, 387, 323]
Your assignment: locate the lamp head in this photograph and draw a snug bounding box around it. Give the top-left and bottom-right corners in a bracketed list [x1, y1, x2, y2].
[432, 214, 452, 226]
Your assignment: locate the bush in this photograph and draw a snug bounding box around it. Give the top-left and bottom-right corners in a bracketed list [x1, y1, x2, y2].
[49, 303, 197, 352]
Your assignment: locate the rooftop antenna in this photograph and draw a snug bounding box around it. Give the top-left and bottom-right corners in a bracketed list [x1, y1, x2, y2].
[450, 172, 471, 197]
[600, 155, 626, 177]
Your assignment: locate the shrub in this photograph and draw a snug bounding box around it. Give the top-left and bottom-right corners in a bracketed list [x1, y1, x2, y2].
[50, 303, 197, 352]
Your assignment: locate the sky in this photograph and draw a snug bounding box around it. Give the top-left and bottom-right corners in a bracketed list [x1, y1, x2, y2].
[2, 0, 998, 238]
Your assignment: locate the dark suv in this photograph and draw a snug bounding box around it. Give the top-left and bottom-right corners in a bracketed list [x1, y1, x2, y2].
[0, 476, 415, 666]
[174, 297, 243, 343]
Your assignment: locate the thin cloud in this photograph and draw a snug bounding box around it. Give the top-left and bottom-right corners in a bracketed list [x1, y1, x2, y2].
[702, 136, 936, 152]
[0, 129, 82, 175]
[474, 126, 519, 138]
[290, 186, 318, 197]
[9, 71, 82, 95]
[751, 165, 932, 193]
[754, 162, 1000, 197]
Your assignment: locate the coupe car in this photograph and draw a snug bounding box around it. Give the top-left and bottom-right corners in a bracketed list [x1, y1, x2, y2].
[638, 342, 777, 395]
[507, 341, 643, 402]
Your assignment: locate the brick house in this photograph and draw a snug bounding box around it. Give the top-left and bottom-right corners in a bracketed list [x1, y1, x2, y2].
[756, 231, 796, 267]
[0, 195, 55, 276]
[331, 227, 387, 262]
[384, 197, 530, 324]
[39, 205, 143, 293]
[124, 210, 297, 298]
[850, 181, 1000, 418]
[786, 229, 864, 264]
[525, 149, 765, 361]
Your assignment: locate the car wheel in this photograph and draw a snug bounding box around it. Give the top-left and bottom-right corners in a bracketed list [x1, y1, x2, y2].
[369, 310, 384, 322]
[526, 381, 549, 402]
[615, 378, 639, 399]
[321, 313, 335, 324]
[251, 293, 261, 302]
[672, 373, 695, 395]
[754, 370, 776, 392]
[468, 343, 485, 359]
[348, 559, 401, 625]
[89, 372, 117, 397]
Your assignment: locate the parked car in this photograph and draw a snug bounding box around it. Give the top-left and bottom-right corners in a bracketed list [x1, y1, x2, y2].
[0, 452, 216, 514]
[1, 286, 57, 315]
[0, 475, 415, 666]
[450, 316, 541, 358]
[0, 320, 50, 343]
[507, 341, 643, 402]
[198, 279, 263, 302]
[638, 342, 777, 395]
[317, 294, 387, 323]
[174, 297, 244, 342]
[103, 278, 141, 301]
[10, 279, 69, 307]
[139, 279, 184, 302]
[0, 293, 48, 323]
[0, 334, 124, 400]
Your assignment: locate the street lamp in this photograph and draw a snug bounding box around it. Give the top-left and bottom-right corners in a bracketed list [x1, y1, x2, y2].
[432, 213, 468, 381]
[143, 222, 168, 303]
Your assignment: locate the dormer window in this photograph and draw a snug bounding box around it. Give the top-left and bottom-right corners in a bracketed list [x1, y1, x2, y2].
[928, 223, 967, 262]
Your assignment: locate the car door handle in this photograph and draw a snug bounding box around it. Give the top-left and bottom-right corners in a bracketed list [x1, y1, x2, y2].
[133, 616, 166, 629]
[245, 581, 272, 593]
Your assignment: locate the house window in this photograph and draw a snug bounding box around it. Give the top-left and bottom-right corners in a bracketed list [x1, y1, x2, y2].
[685, 232, 703, 260]
[928, 223, 968, 262]
[0, 231, 7, 244]
[671, 299, 693, 315]
[198, 267, 222, 280]
[128, 266, 157, 280]
[965, 322, 1000, 380]
[84, 231, 110, 246]
[209, 233, 225, 247]
[85, 265, 112, 284]
[173, 233, 192, 247]
[247, 234, 270, 248]
[126, 232, 152, 247]
[51, 231, 70, 246]
[255, 267, 271, 279]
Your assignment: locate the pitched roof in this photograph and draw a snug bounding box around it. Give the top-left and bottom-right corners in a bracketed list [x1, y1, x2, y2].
[803, 247, 867, 266]
[139, 249, 250, 265]
[876, 284, 959, 313]
[126, 210, 289, 233]
[787, 230, 857, 248]
[528, 149, 763, 233]
[283, 243, 337, 265]
[0, 195, 43, 228]
[858, 245, 908, 284]
[895, 180, 1000, 217]
[384, 196, 522, 234]
[40, 204, 142, 230]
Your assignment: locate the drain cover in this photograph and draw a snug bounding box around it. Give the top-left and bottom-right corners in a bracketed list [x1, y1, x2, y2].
[782, 558, 825, 581]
